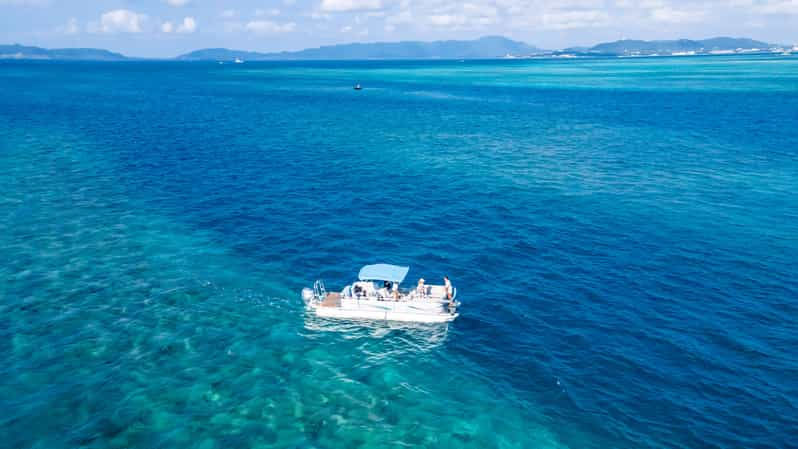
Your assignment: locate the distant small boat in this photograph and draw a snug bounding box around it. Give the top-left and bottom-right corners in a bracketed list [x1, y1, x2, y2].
[234, 58, 244, 64]
[354, 83, 362, 90]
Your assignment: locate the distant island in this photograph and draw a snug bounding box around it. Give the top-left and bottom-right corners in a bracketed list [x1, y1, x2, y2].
[177, 36, 540, 61]
[570, 37, 781, 57]
[0, 44, 127, 61]
[2, 36, 794, 61]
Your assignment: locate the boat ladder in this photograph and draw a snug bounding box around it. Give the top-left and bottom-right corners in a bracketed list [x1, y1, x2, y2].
[313, 279, 326, 303]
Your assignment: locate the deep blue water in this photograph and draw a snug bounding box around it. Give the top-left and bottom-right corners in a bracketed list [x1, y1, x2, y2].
[1, 55, 797, 449]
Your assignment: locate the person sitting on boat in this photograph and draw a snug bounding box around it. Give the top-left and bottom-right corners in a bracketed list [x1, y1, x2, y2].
[416, 278, 426, 297]
[377, 281, 390, 300]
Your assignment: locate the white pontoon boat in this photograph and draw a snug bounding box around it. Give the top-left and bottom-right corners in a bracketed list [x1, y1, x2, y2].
[302, 264, 459, 323]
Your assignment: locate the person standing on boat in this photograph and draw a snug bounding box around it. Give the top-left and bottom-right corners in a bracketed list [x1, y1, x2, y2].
[392, 281, 399, 301]
[444, 276, 452, 300]
[444, 276, 454, 313]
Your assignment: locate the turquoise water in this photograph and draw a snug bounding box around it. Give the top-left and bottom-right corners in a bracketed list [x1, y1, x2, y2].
[1, 55, 797, 449]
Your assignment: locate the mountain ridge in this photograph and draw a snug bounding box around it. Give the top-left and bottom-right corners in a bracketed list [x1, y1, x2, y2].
[177, 36, 542, 60]
[574, 37, 774, 55]
[0, 36, 784, 61]
[0, 44, 127, 61]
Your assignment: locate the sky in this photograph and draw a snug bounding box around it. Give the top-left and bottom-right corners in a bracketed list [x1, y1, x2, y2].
[1, 0, 797, 57]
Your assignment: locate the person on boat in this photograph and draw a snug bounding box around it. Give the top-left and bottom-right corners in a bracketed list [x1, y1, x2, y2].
[354, 283, 366, 298]
[444, 276, 453, 300]
[378, 281, 390, 300]
[444, 276, 454, 313]
[416, 278, 426, 297]
[392, 281, 399, 301]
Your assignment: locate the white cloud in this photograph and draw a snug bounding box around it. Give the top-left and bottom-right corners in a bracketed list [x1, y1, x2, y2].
[67, 18, 79, 33]
[463, 2, 498, 17]
[310, 11, 333, 20]
[428, 14, 467, 26]
[340, 25, 353, 32]
[650, 6, 704, 23]
[727, 0, 798, 14]
[245, 20, 296, 33]
[54, 17, 80, 34]
[166, 0, 189, 6]
[223, 21, 244, 32]
[256, 8, 282, 16]
[320, 0, 382, 12]
[386, 9, 413, 25]
[424, 2, 499, 29]
[545, 0, 607, 8]
[64, 17, 79, 34]
[100, 9, 146, 33]
[755, 0, 798, 14]
[161, 17, 194, 33]
[637, 0, 668, 9]
[0, 0, 50, 5]
[542, 10, 610, 29]
[221, 9, 239, 18]
[177, 16, 197, 33]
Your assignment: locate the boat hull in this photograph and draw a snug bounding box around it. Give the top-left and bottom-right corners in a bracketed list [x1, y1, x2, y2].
[302, 283, 459, 323]
[312, 306, 457, 323]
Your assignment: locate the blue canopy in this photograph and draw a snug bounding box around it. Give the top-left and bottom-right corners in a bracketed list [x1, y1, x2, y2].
[358, 264, 410, 283]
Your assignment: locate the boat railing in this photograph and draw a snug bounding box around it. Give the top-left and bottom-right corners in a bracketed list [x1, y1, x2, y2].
[349, 290, 454, 305]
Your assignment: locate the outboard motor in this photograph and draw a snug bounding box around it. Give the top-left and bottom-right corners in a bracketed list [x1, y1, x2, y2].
[302, 279, 326, 307]
[301, 288, 315, 305]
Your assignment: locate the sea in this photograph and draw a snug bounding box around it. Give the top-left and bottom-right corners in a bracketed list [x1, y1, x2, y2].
[1, 54, 796, 449]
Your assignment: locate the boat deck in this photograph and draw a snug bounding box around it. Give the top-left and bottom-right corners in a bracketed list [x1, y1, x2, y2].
[320, 292, 341, 308]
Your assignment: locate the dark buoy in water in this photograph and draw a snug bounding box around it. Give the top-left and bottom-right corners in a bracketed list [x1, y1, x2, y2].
[354, 83, 362, 90]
